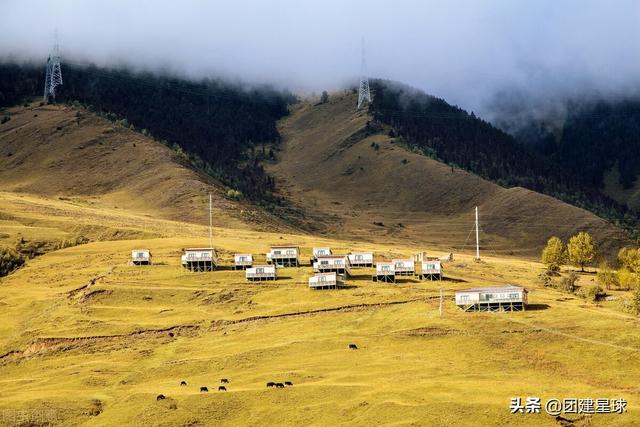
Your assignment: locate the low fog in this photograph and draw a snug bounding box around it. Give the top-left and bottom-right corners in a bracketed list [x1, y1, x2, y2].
[2, 0, 640, 121]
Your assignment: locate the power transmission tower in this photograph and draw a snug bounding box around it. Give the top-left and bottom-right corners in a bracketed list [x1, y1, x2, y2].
[357, 38, 372, 109]
[43, 31, 63, 103]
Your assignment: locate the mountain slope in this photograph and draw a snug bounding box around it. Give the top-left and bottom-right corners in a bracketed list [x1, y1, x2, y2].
[268, 92, 629, 256]
[0, 101, 289, 232]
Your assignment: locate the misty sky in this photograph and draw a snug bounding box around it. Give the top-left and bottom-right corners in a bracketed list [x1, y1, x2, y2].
[2, 0, 640, 117]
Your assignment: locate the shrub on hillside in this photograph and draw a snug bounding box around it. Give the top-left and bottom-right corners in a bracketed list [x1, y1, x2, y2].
[617, 268, 638, 291]
[558, 272, 578, 293]
[226, 189, 243, 200]
[0, 247, 25, 277]
[596, 261, 619, 290]
[578, 284, 605, 302]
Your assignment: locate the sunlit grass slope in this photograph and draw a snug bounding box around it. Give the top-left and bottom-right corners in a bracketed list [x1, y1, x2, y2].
[0, 193, 638, 426]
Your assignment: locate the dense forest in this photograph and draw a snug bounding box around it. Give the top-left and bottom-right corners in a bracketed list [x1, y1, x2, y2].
[368, 80, 638, 230]
[508, 99, 640, 190]
[0, 62, 295, 201]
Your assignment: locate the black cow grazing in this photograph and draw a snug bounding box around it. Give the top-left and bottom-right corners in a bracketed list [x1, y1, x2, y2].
[275, 383, 285, 388]
[220, 378, 229, 384]
[266, 382, 276, 388]
[284, 381, 293, 386]
[156, 394, 166, 401]
[200, 386, 209, 393]
[218, 386, 227, 392]
[348, 343, 358, 350]
[180, 381, 187, 386]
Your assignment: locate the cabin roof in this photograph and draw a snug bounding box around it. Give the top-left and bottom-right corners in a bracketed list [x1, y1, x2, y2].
[132, 249, 150, 252]
[184, 247, 215, 251]
[376, 261, 394, 265]
[270, 245, 298, 249]
[234, 253, 253, 257]
[392, 258, 414, 262]
[316, 255, 346, 259]
[251, 264, 274, 268]
[314, 272, 337, 277]
[457, 286, 526, 294]
[350, 251, 373, 255]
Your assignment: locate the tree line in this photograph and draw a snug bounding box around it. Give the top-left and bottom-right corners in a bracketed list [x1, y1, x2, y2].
[368, 79, 639, 237]
[541, 233, 640, 313]
[0, 62, 296, 202]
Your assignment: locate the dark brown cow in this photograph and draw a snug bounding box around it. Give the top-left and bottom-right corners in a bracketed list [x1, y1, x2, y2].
[156, 394, 166, 401]
[284, 381, 293, 386]
[200, 386, 209, 393]
[266, 382, 276, 388]
[220, 378, 229, 384]
[218, 386, 227, 391]
[348, 343, 358, 350]
[180, 381, 187, 386]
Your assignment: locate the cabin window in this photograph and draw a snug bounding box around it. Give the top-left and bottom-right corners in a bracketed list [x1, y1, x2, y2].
[508, 293, 519, 299]
[381, 265, 390, 271]
[320, 276, 327, 282]
[425, 263, 435, 270]
[239, 256, 247, 261]
[459, 295, 469, 302]
[320, 260, 329, 265]
[136, 252, 145, 258]
[355, 254, 363, 261]
[286, 249, 295, 255]
[335, 260, 342, 265]
[274, 250, 281, 255]
[256, 268, 264, 274]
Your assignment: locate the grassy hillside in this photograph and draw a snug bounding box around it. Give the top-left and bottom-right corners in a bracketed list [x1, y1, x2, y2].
[369, 80, 637, 233]
[0, 62, 294, 201]
[0, 101, 293, 244]
[0, 192, 638, 426]
[268, 92, 628, 257]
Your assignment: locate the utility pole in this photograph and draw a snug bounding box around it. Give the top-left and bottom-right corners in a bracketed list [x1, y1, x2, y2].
[208, 193, 213, 248]
[475, 206, 480, 261]
[43, 30, 63, 103]
[357, 37, 372, 109]
[439, 288, 443, 317]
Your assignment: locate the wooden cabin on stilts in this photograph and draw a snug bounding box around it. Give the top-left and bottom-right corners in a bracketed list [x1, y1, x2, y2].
[373, 262, 396, 283]
[392, 258, 415, 276]
[308, 272, 344, 290]
[245, 264, 277, 281]
[348, 252, 374, 268]
[266, 245, 299, 267]
[419, 259, 443, 281]
[455, 286, 528, 312]
[313, 255, 352, 277]
[233, 254, 253, 270]
[131, 249, 151, 265]
[181, 248, 218, 272]
[310, 247, 332, 266]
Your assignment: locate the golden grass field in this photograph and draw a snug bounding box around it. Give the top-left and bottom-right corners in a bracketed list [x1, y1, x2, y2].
[1, 191, 639, 426]
[1, 98, 639, 426]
